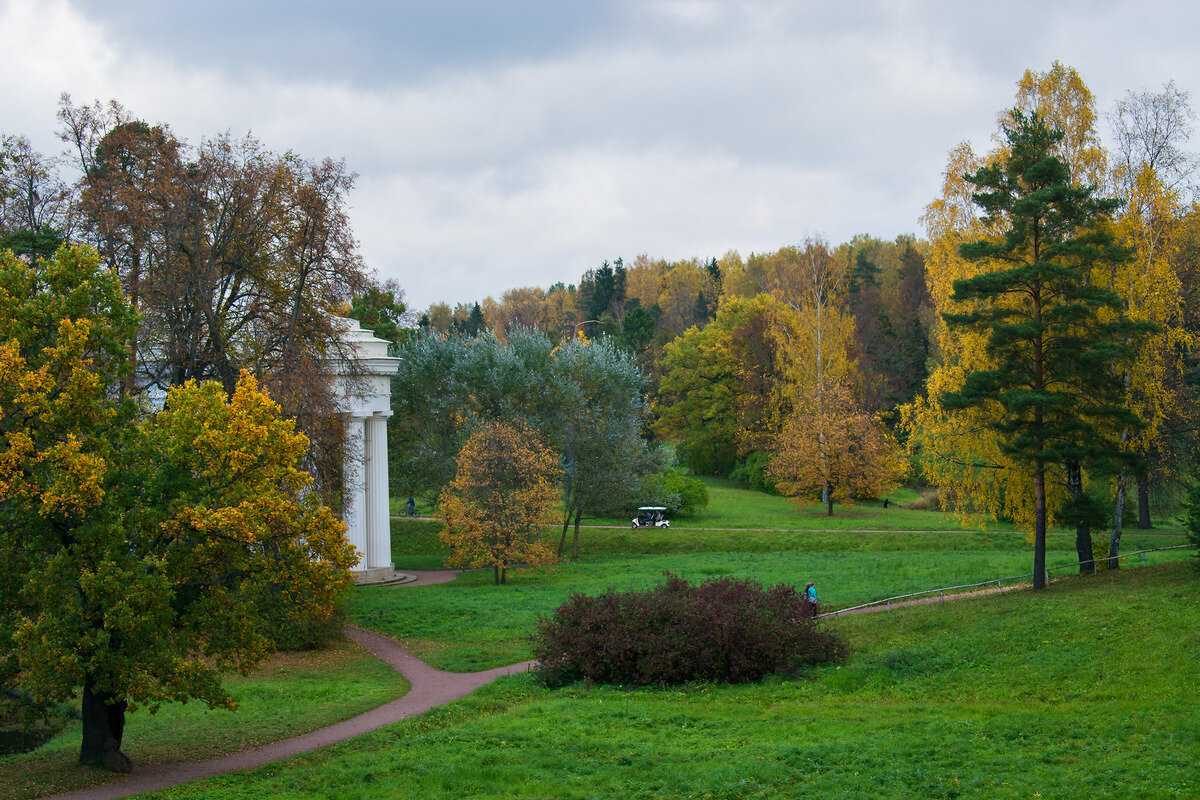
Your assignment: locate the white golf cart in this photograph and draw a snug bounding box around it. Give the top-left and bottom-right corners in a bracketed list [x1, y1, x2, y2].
[632, 506, 670, 529]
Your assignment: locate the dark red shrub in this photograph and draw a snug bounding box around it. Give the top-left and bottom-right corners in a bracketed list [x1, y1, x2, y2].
[531, 574, 848, 687]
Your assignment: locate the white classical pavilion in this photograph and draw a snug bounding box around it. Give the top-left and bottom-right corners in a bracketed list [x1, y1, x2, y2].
[328, 317, 401, 581]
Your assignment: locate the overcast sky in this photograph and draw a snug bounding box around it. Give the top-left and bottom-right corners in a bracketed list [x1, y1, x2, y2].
[3, 0, 1199, 310]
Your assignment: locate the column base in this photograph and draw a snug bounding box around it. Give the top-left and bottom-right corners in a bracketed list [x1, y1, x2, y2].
[353, 565, 401, 584]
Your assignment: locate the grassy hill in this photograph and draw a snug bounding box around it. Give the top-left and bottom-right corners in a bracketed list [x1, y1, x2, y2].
[9, 480, 1195, 799]
[149, 562, 1199, 799]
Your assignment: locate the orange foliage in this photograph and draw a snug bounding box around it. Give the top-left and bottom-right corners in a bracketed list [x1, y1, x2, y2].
[770, 380, 905, 513]
[438, 418, 561, 584]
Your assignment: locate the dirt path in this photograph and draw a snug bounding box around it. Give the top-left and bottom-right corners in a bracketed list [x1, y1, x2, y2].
[818, 582, 1032, 619]
[393, 516, 1179, 537]
[40, 628, 533, 800]
[400, 568, 463, 585]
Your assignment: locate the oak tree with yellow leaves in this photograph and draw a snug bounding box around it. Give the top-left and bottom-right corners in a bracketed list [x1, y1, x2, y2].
[438, 418, 561, 585]
[0, 246, 357, 771]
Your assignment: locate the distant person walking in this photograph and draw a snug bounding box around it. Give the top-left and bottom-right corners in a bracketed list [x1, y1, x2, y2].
[805, 582, 818, 614]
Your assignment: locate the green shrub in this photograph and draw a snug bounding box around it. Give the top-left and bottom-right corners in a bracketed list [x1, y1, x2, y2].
[1090, 539, 1124, 571]
[1183, 482, 1200, 568]
[663, 469, 709, 514]
[638, 469, 709, 516]
[729, 452, 780, 494]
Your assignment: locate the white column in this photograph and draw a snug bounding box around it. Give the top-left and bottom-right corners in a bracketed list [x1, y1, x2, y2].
[365, 411, 393, 570]
[343, 414, 369, 566]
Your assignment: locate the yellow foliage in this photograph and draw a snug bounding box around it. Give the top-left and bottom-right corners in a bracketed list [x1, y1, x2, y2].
[771, 380, 905, 510]
[1012, 61, 1108, 187]
[438, 418, 561, 584]
[906, 65, 1113, 529]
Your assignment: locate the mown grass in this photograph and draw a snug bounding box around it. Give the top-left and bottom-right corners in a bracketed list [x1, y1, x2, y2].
[380, 506, 1191, 671]
[145, 562, 1200, 800]
[13, 478, 1188, 799]
[0, 638, 409, 800]
[581, 477, 1022, 532]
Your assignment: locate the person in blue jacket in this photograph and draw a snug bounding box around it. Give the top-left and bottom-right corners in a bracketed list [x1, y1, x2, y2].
[805, 582, 818, 612]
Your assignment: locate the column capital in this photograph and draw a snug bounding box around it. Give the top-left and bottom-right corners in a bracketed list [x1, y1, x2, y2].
[371, 410, 394, 420]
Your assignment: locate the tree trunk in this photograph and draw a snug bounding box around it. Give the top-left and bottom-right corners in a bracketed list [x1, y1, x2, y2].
[1065, 460, 1094, 575]
[557, 512, 571, 558]
[79, 676, 131, 772]
[571, 509, 582, 560]
[1136, 472, 1152, 529]
[1109, 469, 1127, 569]
[1033, 462, 1046, 591]
[493, 564, 501, 585]
[825, 481, 833, 516]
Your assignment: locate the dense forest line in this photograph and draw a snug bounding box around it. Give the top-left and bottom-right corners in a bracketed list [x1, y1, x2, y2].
[413, 64, 1200, 553]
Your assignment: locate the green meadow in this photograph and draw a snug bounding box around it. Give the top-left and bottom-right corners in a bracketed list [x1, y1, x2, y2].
[0, 639, 408, 800]
[147, 561, 1200, 800]
[8, 481, 1196, 800]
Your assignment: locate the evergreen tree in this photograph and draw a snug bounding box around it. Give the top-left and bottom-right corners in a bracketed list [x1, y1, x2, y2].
[582, 261, 618, 322]
[464, 302, 485, 336]
[942, 110, 1150, 590]
[846, 250, 880, 298]
[613, 257, 627, 307]
[894, 244, 932, 402]
[706, 257, 722, 295]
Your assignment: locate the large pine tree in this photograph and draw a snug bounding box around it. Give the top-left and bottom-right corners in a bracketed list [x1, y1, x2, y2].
[943, 110, 1150, 590]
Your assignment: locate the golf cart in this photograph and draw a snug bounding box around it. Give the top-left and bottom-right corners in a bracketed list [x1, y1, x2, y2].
[632, 506, 670, 529]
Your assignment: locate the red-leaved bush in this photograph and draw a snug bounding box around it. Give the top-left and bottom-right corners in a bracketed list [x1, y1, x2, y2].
[531, 574, 848, 687]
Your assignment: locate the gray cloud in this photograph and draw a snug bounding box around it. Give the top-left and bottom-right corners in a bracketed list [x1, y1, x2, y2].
[4, 0, 1200, 309]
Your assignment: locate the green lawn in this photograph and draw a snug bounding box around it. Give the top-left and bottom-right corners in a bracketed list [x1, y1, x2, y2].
[12, 478, 1193, 800]
[578, 477, 1055, 532]
[144, 562, 1200, 800]
[379, 506, 1191, 671]
[0, 638, 409, 800]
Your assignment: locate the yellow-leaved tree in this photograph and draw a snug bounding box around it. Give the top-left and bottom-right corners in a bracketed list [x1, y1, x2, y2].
[439, 418, 562, 585]
[906, 64, 1113, 536]
[1101, 81, 1198, 552]
[770, 380, 905, 515]
[0, 246, 357, 771]
[765, 237, 903, 512]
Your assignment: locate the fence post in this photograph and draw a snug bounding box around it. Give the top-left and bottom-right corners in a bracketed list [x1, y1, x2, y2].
[940, 591, 945, 603]
[887, 600, 891, 612]
[1142, 553, 1147, 567]
[1045, 569, 1050, 586]
[998, 579, 1002, 593]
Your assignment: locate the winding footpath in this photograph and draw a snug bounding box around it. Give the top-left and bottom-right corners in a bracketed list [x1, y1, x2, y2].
[39, 564, 1038, 799]
[41, 570, 533, 800]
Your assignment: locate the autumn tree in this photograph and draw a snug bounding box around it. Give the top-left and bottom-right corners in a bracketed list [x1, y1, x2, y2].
[0, 246, 356, 771]
[58, 95, 375, 495]
[655, 294, 800, 475]
[1104, 82, 1198, 537]
[348, 280, 408, 352]
[770, 380, 905, 515]
[941, 111, 1149, 589]
[908, 64, 1136, 554]
[391, 327, 655, 551]
[390, 328, 567, 504]
[0, 134, 73, 260]
[438, 419, 561, 585]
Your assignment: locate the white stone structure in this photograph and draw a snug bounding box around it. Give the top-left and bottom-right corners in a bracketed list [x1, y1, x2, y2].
[328, 317, 401, 581]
